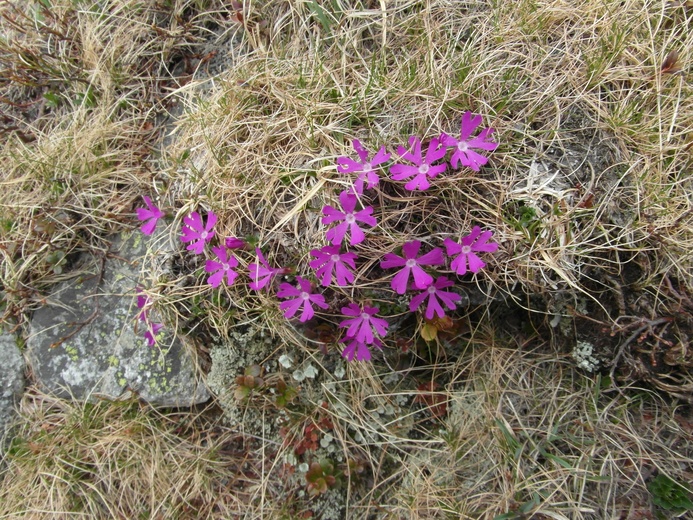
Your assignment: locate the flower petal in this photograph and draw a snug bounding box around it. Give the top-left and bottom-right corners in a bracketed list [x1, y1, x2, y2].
[380, 253, 405, 269]
[460, 111, 482, 141]
[340, 303, 361, 317]
[309, 293, 329, 309]
[444, 238, 462, 256]
[411, 265, 433, 289]
[450, 254, 468, 276]
[425, 294, 446, 319]
[280, 298, 304, 319]
[402, 240, 422, 259]
[404, 174, 430, 191]
[417, 247, 444, 266]
[205, 211, 217, 232]
[321, 205, 344, 224]
[424, 138, 446, 164]
[466, 253, 486, 273]
[184, 212, 202, 231]
[390, 164, 419, 181]
[277, 282, 301, 298]
[436, 289, 462, 310]
[186, 239, 205, 255]
[354, 207, 377, 227]
[391, 267, 411, 294]
[207, 269, 224, 288]
[352, 139, 369, 162]
[339, 190, 357, 213]
[409, 291, 427, 312]
[140, 218, 157, 236]
[371, 146, 391, 165]
[462, 226, 482, 246]
[298, 301, 315, 322]
[348, 222, 366, 245]
[337, 156, 362, 173]
[326, 221, 349, 245]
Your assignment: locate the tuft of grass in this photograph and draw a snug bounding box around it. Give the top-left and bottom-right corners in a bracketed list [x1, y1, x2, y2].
[0, 389, 256, 518]
[159, 0, 692, 345]
[0, 0, 231, 328]
[381, 343, 693, 519]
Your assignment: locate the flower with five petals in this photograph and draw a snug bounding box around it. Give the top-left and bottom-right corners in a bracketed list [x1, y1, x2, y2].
[409, 276, 462, 319]
[205, 245, 239, 287]
[277, 277, 329, 322]
[389, 136, 447, 191]
[444, 226, 498, 275]
[440, 112, 498, 171]
[337, 140, 390, 194]
[180, 211, 216, 255]
[380, 240, 444, 294]
[322, 191, 377, 246]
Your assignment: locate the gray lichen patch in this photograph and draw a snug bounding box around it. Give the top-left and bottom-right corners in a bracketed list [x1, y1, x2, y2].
[0, 332, 24, 452]
[25, 230, 208, 407]
[206, 325, 278, 426]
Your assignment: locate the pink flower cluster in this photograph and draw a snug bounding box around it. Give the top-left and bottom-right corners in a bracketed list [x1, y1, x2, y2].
[379, 232, 498, 319]
[338, 111, 499, 193]
[134, 111, 500, 362]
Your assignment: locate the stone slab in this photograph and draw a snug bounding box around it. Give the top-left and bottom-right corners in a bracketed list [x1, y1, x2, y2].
[0, 332, 24, 449]
[26, 229, 209, 407]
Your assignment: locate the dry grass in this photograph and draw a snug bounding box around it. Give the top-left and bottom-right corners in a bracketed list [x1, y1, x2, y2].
[0, 389, 255, 519]
[0, 0, 227, 327]
[380, 342, 693, 519]
[1, 0, 692, 518]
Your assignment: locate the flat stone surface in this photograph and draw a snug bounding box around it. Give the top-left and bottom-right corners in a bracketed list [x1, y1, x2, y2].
[0, 332, 24, 447]
[26, 229, 209, 407]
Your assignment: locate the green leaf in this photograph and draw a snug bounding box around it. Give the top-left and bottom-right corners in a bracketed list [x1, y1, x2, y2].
[307, 1, 333, 34]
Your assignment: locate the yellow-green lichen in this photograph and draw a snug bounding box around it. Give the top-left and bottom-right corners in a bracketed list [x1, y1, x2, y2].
[63, 344, 79, 362]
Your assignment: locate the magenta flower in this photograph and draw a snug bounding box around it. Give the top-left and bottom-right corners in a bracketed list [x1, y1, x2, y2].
[337, 140, 390, 194]
[322, 190, 377, 246]
[389, 136, 447, 191]
[440, 112, 498, 171]
[409, 277, 462, 319]
[181, 211, 216, 254]
[309, 245, 357, 287]
[136, 196, 164, 236]
[339, 303, 389, 345]
[277, 277, 329, 322]
[144, 322, 164, 347]
[444, 226, 499, 275]
[380, 240, 445, 294]
[225, 237, 246, 249]
[136, 287, 150, 323]
[341, 337, 383, 362]
[205, 245, 239, 288]
[248, 248, 287, 291]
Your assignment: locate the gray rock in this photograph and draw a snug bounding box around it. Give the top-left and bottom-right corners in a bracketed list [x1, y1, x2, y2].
[0, 332, 24, 448]
[26, 229, 209, 407]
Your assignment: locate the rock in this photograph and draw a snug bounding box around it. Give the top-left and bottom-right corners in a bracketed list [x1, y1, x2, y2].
[0, 332, 24, 448]
[26, 229, 209, 407]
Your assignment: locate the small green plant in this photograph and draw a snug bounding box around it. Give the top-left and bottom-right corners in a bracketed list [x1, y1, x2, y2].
[234, 364, 264, 400]
[648, 474, 693, 514]
[505, 201, 541, 240]
[305, 459, 341, 496]
[273, 378, 297, 408]
[44, 250, 67, 274]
